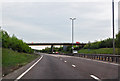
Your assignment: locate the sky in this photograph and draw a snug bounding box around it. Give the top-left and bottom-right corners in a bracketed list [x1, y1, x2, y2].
[1, 0, 120, 49]
[119, 1, 120, 31]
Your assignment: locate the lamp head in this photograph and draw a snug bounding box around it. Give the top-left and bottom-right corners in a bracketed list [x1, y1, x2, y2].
[70, 18, 76, 20]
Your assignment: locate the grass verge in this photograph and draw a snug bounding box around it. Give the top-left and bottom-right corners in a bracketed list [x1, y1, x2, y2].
[2, 48, 39, 76]
[78, 48, 120, 55]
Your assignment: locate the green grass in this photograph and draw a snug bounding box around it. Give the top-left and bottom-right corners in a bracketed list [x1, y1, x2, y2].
[2, 48, 39, 75]
[78, 48, 120, 55]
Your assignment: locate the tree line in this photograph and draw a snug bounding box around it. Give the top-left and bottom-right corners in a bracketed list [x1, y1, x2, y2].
[39, 45, 80, 53]
[1, 30, 34, 54]
[38, 47, 64, 53]
[83, 32, 120, 49]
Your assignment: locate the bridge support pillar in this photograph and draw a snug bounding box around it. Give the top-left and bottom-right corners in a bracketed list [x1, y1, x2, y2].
[51, 45, 54, 53]
[63, 45, 68, 51]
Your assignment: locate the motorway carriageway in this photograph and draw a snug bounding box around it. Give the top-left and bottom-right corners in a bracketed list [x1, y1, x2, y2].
[12, 54, 119, 81]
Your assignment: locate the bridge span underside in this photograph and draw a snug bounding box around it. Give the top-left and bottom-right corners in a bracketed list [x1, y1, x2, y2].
[27, 43, 86, 53]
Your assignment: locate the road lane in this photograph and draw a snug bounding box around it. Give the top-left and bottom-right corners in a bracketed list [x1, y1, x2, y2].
[15, 55, 43, 80]
[12, 53, 119, 80]
[21, 54, 93, 79]
[55, 55, 119, 80]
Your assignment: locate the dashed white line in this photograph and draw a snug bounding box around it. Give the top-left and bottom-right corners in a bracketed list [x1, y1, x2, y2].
[64, 61, 67, 63]
[14, 55, 43, 81]
[90, 75, 101, 81]
[72, 64, 76, 68]
[0, 78, 2, 81]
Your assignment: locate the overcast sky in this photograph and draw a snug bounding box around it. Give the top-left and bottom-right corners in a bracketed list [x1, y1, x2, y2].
[1, 0, 120, 45]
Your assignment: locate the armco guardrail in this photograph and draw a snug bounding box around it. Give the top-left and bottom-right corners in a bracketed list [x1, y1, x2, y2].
[60, 53, 120, 63]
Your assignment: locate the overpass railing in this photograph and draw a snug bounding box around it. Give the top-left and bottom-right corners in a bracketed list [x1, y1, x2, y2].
[60, 53, 120, 63]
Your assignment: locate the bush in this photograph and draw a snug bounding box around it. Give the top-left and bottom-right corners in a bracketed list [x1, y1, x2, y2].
[83, 38, 113, 49]
[2, 30, 34, 54]
[116, 32, 120, 48]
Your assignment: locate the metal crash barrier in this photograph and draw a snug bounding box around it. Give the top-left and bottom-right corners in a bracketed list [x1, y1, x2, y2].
[60, 53, 120, 63]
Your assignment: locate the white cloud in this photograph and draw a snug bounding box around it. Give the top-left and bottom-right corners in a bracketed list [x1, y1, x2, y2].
[2, 0, 113, 2]
[2, 1, 119, 43]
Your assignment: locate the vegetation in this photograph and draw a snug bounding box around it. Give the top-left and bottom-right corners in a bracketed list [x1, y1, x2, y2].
[83, 38, 113, 49]
[83, 32, 120, 49]
[1, 29, 40, 76]
[39, 45, 81, 54]
[2, 48, 39, 76]
[116, 32, 120, 48]
[2, 30, 34, 54]
[39, 47, 65, 53]
[0, 29, 2, 47]
[78, 48, 120, 54]
[39, 47, 51, 53]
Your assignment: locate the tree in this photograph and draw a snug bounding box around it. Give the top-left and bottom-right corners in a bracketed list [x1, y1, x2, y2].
[83, 38, 113, 49]
[2, 31, 10, 48]
[2, 30, 34, 54]
[116, 32, 120, 48]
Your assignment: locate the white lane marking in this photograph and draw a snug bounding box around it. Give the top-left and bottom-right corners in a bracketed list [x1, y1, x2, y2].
[92, 59, 120, 66]
[51, 54, 119, 66]
[90, 75, 101, 81]
[109, 63, 119, 66]
[64, 61, 67, 63]
[72, 64, 76, 68]
[15, 55, 43, 81]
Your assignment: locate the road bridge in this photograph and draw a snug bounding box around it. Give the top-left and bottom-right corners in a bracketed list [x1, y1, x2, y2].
[27, 43, 86, 45]
[27, 43, 86, 53]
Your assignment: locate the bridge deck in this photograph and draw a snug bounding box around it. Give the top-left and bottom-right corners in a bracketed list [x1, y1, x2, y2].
[27, 43, 86, 45]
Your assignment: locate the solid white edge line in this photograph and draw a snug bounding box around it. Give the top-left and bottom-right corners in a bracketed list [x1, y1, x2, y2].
[14, 55, 43, 81]
[64, 61, 67, 62]
[90, 75, 101, 81]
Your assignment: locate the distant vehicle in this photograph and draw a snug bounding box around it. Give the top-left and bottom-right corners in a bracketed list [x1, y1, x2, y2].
[52, 52, 59, 54]
[73, 50, 78, 54]
[76, 41, 80, 44]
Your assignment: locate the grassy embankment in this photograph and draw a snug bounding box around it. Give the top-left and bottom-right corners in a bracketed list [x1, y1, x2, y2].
[78, 48, 120, 54]
[2, 48, 39, 76]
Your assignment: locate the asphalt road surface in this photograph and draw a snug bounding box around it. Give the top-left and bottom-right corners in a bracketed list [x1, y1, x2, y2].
[18, 54, 119, 80]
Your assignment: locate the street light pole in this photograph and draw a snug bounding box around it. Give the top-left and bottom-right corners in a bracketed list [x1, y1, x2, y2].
[112, 0, 115, 55]
[70, 18, 76, 53]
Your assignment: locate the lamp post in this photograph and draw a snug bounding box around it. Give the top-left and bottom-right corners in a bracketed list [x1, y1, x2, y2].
[112, 0, 115, 55]
[70, 18, 76, 53]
